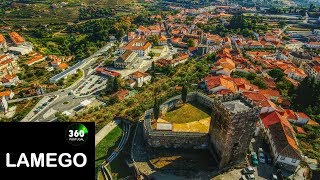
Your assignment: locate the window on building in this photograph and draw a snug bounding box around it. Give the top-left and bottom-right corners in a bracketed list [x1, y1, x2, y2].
[291, 159, 297, 163]
[280, 156, 285, 160]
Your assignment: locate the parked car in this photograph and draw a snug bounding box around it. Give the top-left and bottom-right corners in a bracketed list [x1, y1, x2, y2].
[241, 166, 255, 174]
[258, 147, 264, 153]
[251, 152, 259, 166]
[266, 154, 272, 164]
[271, 174, 278, 180]
[259, 152, 266, 163]
[241, 174, 255, 180]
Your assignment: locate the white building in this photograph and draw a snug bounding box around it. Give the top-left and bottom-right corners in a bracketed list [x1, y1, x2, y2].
[8, 46, 33, 55]
[303, 61, 320, 82]
[0, 96, 8, 112]
[261, 112, 301, 172]
[128, 71, 151, 87]
[0, 90, 14, 112]
[114, 50, 137, 69]
[120, 38, 151, 57]
[305, 42, 320, 49]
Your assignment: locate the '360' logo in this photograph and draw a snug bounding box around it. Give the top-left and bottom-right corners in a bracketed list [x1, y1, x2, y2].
[65, 123, 88, 146]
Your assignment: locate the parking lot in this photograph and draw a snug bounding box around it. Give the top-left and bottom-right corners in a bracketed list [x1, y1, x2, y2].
[21, 95, 57, 122]
[247, 129, 280, 180]
[74, 74, 108, 96]
[33, 96, 57, 114]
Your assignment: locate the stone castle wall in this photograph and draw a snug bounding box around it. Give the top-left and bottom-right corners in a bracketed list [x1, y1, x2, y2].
[144, 92, 213, 149]
[144, 92, 261, 168]
[209, 93, 261, 168]
[159, 92, 214, 116]
[144, 129, 209, 149]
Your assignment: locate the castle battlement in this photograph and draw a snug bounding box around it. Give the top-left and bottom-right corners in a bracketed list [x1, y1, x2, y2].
[143, 92, 261, 169]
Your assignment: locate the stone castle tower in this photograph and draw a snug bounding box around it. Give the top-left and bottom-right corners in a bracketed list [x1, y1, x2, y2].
[209, 93, 261, 169]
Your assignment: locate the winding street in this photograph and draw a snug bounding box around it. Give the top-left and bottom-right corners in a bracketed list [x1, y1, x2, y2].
[17, 43, 115, 122]
[106, 122, 131, 163]
[98, 121, 131, 180]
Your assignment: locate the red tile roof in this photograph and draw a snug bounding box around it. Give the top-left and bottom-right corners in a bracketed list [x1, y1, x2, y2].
[0, 90, 12, 97]
[307, 119, 319, 126]
[262, 111, 301, 160]
[204, 75, 237, 93]
[114, 89, 129, 101]
[259, 89, 280, 98]
[296, 127, 307, 135]
[296, 112, 310, 120]
[121, 39, 151, 51]
[130, 71, 149, 78]
[0, 34, 6, 44]
[9, 32, 25, 45]
[58, 63, 69, 70]
[285, 109, 296, 120]
[261, 111, 283, 128]
[96, 67, 120, 77]
[26, 55, 45, 65]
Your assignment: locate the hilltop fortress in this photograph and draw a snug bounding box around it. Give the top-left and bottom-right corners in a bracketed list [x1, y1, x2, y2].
[143, 92, 261, 169]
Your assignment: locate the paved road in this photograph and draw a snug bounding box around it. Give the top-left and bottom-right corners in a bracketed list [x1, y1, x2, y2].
[26, 43, 115, 121]
[106, 122, 131, 163]
[50, 43, 113, 83]
[21, 95, 58, 122]
[95, 120, 121, 146]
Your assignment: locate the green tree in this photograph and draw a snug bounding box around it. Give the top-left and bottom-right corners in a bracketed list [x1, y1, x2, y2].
[153, 96, 160, 120]
[109, 95, 119, 105]
[55, 112, 69, 122]
[292, 77, 320, 122]
[279, 21, 287, 28]
[113, 77, 120, 92]
[187, 39, 195, 47]
[206, 53, 216, 61]
[268, 68, 285, 81]
[181, 85, 188, 103]
[57, 79, 64, 86]
[148, 35, 159, 45]
[149, 51, 155, 59]
[247, 72, 257, 81]
[151, 61, 156, 83]
[252, 77, 267, 89]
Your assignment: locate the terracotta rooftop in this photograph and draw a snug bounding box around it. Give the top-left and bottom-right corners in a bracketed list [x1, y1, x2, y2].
[26, 55, 44, 65]
[58, 63, 69, 70]
[262, 111, 301, 160]
[9, 32, 25, 45]
[0, 34, 6, 44]
[130, 71, 149, 78]
[296, 127, 307, 135]
[121, 39, 151, 51]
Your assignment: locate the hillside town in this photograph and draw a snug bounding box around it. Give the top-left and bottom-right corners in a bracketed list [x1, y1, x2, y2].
[0, 0, 320, 179]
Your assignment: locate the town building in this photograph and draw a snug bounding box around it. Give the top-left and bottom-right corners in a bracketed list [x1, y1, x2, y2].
[0, 34, 8, 54]
[127, 71, 151, 87]
[8, 46, 33, 55]
[0, 54, 19, 86]
[25, 54, 46, 66]
[96, 67, 121, 78]
[9, 32, 25, 46]
[155, 53, 189, 67]
[305, 42, 320, 49]
[158, 35, 167, 46]
[114, 50, 137, 69]
[261, 112, 301, 172]
[0, 90, 14, 112]
[242, 91, 284, 114]
[285, 109, 312, 125]
[303, 61, 320, 82]
[120, 38, 151, 56]
[48, 55, 71, 70]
